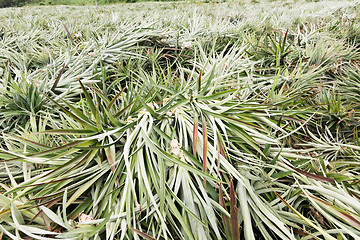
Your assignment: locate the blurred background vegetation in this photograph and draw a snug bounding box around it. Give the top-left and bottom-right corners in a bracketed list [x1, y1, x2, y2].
[0, 0, 179, 7]
[0, 0, 324, 8]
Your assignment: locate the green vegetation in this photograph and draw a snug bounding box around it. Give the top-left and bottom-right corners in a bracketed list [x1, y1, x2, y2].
[0, 0, 175, 8]
[1, 0, 360, 239]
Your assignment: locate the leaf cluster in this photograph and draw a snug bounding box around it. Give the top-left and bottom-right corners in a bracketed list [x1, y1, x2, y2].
[1, 1, 360, 239]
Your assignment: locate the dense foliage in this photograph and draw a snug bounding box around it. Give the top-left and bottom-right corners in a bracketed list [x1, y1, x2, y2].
[1, 0, 360, 239]
[0, 0, 25, 7]
[0, 0, 176, 7]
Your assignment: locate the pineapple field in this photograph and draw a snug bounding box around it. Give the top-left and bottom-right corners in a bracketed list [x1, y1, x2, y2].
[1, 0, 360, 239]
